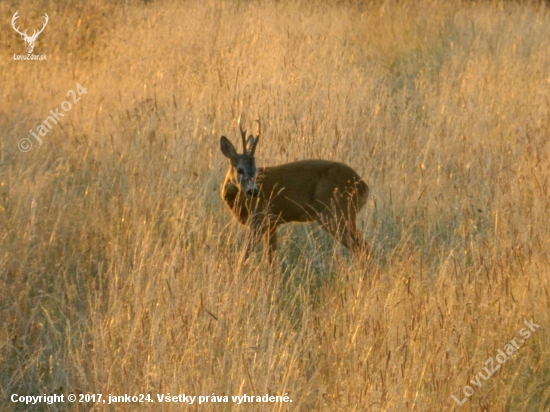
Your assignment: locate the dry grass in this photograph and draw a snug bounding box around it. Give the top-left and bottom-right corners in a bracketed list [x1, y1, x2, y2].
[1, 0, 550, 410]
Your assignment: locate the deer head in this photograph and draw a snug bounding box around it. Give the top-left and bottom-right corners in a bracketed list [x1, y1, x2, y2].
[220, 118, 261, 197]
[12, 11, 49, 54]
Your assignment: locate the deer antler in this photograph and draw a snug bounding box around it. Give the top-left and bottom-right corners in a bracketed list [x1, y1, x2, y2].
[11, 11, 49, 39]
[255, 119, 261, 138]
[11, 11, 26, 37]
[29, 13, 49, 40]
[249, 119, 261, 156]
[237, 116, 247, 154]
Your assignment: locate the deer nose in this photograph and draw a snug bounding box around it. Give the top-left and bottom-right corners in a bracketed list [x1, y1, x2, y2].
[246, 188, 259, 197]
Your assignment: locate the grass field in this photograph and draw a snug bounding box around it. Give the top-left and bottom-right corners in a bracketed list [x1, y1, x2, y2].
[1, 0, 549, 410]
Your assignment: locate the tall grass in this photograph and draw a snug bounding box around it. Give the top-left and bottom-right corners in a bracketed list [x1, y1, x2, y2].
[1, 0, 549, 410]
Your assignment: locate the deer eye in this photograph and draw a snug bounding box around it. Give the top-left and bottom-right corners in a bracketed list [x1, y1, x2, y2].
[237, 168, 244, 175]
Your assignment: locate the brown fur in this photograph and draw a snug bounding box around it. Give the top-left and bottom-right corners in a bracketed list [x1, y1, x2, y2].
[221, 156, 369, 262]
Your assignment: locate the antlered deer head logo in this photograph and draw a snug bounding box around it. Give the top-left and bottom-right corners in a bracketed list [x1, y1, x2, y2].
[11, 11, 49, 54]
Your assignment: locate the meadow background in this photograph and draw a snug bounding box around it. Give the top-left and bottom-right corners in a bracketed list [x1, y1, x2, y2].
[1, 0, 549, 410]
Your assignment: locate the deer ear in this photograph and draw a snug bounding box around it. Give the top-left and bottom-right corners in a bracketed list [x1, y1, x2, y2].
[220, 136, 237, 159]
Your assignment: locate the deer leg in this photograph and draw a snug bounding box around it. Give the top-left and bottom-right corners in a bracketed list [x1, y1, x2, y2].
[317, 209, 369, 256]
[246, 215, 277, 262]
[243, 230, 253, 261]
[342, 222, 370, 255]
[244, 225, 263, 261]
[265, 225, 278, 264]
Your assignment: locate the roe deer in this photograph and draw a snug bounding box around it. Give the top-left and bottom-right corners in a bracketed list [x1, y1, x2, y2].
[220, 120, 369, 263]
